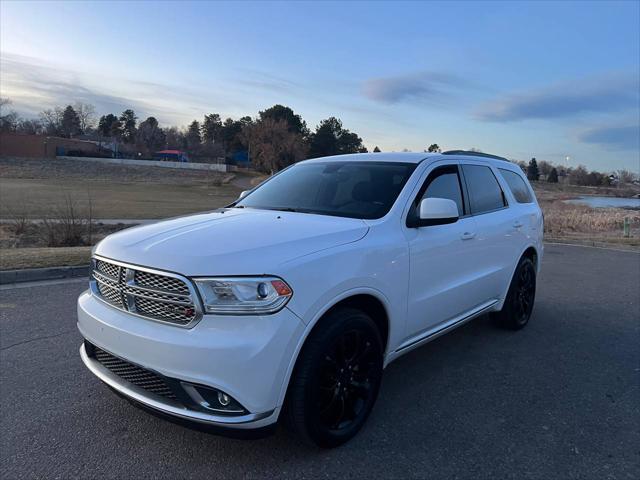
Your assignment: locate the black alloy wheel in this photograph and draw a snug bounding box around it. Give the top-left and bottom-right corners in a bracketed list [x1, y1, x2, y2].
[315, 328, 378, 431]
[493, 256, 537, 330]
[284, 308, 383, 448]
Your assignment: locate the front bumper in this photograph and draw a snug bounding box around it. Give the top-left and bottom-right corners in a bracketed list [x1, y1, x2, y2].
[77, 289, 305, 429]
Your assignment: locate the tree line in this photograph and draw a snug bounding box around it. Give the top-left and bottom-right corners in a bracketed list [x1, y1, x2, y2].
[518, 157, 636, 187]
[0, 97, 637, 182]
[0, 98, 368, 173]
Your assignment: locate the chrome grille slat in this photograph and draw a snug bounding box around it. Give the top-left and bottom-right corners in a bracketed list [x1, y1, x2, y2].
[122, 285, 192, 304]
[90, 257, 199, 327]
[134, 297, 193, 325]
[135, 270, 190, 294]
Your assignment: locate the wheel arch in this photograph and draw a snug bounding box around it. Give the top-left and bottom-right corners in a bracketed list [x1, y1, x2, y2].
[276, 289, 391, 409]
[496, 244, 540, 311]
[521, 245, 539, 271]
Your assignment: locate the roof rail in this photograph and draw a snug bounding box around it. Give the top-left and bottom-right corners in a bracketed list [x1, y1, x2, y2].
[442, 150, 509, 162]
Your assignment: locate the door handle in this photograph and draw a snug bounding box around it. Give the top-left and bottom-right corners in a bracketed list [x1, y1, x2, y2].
[461, 231, 476, 240]
[513, 220, 524, 228]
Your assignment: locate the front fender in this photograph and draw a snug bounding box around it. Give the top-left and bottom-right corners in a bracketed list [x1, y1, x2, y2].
[274, 286, 393, 410]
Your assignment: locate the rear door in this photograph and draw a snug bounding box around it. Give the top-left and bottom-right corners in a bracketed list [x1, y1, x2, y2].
[459, 162, 519, 302]
[496, 167, 542, 257]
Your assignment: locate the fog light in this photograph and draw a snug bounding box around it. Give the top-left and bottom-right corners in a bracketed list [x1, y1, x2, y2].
[182, 383, 247, 415]
[218, 392, 231, 406]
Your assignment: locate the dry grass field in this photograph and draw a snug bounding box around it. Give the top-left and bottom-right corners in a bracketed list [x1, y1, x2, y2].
[0, 246, 91, 270]
[0, 157, 638, 270]
[534, 182, 640, 247]
[0, 157, 244, 219]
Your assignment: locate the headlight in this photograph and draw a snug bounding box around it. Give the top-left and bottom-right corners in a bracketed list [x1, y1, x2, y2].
[194, 276, 293, 315]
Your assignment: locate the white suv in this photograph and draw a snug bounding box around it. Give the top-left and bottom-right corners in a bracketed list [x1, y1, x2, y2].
[78, 151, 543, 447]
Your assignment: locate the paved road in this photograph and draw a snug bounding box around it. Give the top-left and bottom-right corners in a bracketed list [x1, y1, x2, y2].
[1, 244, 638, 479]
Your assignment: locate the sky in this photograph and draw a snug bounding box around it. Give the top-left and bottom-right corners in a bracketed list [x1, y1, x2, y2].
[1, 0, 639, 172]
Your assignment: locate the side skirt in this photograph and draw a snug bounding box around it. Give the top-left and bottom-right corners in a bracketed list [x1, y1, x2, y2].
[386, 299, 499, 366]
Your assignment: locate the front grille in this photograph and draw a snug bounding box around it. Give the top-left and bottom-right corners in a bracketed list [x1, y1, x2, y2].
[135, 270, 190, 294]
[91, 258, 199, 326]
[91, 345, 176, 399]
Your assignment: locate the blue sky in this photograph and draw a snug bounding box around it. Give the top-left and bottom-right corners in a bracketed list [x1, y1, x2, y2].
[1, 0, 639, 171]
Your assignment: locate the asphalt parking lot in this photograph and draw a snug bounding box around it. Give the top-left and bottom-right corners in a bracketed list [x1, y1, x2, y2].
[1, 243, 639, 479]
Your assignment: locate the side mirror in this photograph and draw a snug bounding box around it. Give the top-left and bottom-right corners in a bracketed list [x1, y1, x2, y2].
[238, 190, 250, 200]
[412, 197, 459, 227]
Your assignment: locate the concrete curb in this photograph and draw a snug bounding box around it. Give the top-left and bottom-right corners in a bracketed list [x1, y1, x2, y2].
[0, 265, 90, 285]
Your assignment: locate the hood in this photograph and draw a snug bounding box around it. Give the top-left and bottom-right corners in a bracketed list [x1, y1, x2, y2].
[94, 208, 369, 276]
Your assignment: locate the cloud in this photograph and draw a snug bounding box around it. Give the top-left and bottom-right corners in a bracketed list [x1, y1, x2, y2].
[234, 69, 301, 94]
[477, 73, 640, 122]
[362, 72, 468, 105]
[578, 125, 640, 151]
[0, 52, 232, 125]
[2, 54, 152, 117]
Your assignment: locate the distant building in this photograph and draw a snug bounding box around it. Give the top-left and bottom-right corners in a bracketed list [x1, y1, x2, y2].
[153, 150, 189, 162]
[0, 132, 101, 158]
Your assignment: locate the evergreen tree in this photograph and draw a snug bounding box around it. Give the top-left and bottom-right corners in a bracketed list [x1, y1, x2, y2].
[98, 114, 118, 137]
[187, 120, 202, 151]
[373, 146, 381, 152]
[308, 117, 367, 158]
[119, 109, 137, 143]
[61, 105, 81, 138]
[202, 113, 222, 143]
[548, 167, 559, 183]
[527, 158, 539, 181]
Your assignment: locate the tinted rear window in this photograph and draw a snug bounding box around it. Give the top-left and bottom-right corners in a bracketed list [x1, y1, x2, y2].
[462, 164, 506, 214]
[499, 168, 533, 203]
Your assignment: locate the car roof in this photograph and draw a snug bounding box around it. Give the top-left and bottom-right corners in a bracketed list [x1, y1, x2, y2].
[299, 151, 515, 167]
[300, 152, 436, 164]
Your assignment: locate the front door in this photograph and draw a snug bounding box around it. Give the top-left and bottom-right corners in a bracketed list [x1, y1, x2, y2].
[404, 163, 484, 342]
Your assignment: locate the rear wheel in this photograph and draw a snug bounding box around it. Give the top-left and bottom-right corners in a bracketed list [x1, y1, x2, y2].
[284, 308, 383, 448]
[493, 257, 536, 330]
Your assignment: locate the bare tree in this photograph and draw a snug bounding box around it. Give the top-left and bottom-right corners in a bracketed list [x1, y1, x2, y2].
[74, 102, 96, 134]
[617, 169, 637, 185]
[241, 118, 307, 173]
[39, 107, 64, 135]
[538, 160, 553, 178]
[16, 119, 43, 135]
[567, 165, 589, 185]
[0, 97, 20, 132]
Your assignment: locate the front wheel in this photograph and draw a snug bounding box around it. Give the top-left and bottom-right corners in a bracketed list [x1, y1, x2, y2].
[493, 256, 537, 330]
[284, 308, 383, 448]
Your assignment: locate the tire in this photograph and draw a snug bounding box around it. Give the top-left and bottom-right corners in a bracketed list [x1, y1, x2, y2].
[284, 307, 384, 448]
[493, 256, 537, 330]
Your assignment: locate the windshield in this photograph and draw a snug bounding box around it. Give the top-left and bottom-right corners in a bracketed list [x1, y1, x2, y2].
[236, 161, 418, 219]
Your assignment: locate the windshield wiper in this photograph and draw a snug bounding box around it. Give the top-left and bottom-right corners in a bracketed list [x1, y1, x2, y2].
[268, 207, 302, 213]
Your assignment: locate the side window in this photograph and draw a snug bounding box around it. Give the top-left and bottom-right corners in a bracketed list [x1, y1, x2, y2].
[419, 166, 465, 216]
[461, 164, 507, 214]
[499, 168, 533, 203]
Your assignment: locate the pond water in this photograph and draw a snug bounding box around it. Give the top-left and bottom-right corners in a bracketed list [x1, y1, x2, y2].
[565, 196, 640, 209]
